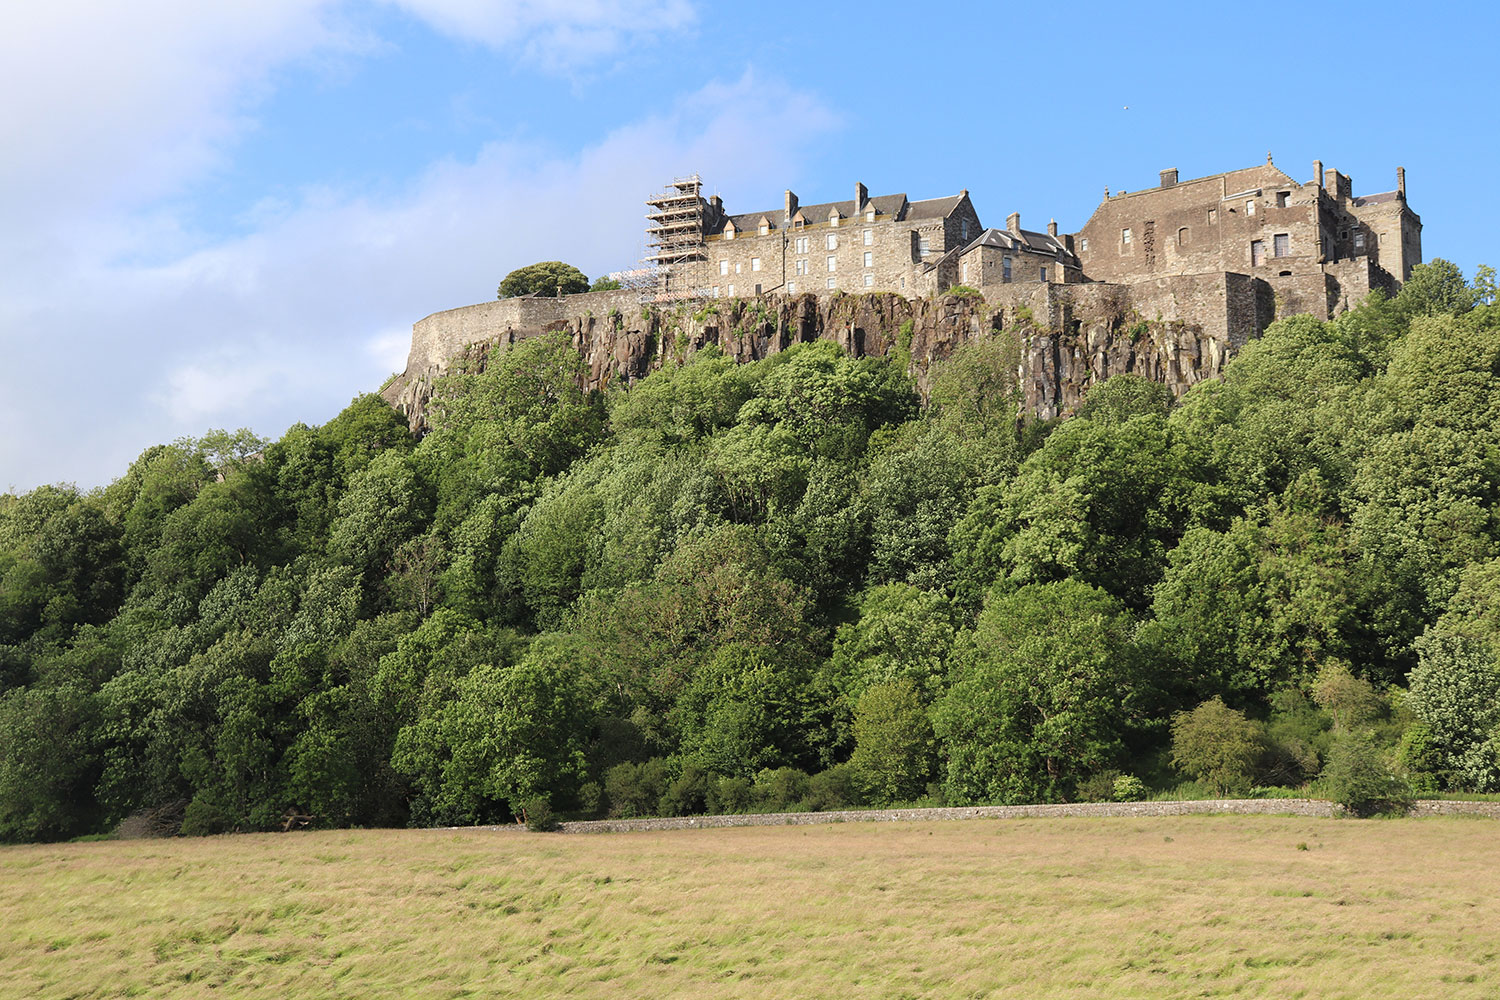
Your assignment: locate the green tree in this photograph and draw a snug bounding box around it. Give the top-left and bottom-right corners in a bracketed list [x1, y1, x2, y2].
[590, 276, 623, 292]
[933, 581, 1145, 804]
[1169, 697, 1264, 796]
[849, 679, 935, 805]
[1406, 629, 1500, 791]
[1395, 258, 1475, 318]
[498, 261, 589, 298]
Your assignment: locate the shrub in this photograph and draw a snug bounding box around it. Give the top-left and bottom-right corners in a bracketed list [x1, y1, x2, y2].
[520, 794, 560, 832]
[753, 767, 809, 812]
[658, 764, 712, 817]
[1075, 770, 1123, 803]
[1320, 732, 1412, 817]
[707, 776, 754, 814]
[804, 764, 861, 812]
[603, 759, 669, 818]
[1113, 775, 1148, 802]
[1170, 697, 1265, 796]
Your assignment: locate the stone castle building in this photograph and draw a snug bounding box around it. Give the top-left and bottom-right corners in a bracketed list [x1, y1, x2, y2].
[664, 155, 1419, 317]
[386, 156, 1423, 427]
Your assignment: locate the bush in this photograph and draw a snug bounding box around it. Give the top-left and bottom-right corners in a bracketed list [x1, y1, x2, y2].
[753, 767, 809, 812]
[1113, 775, 1148, 802]
[1320, 732, 1412, 817]
[804, 764, 861, 812]
[1170, 697, 1264, 796]
[707, 776, 754, 814]
[1074, 770, 1123, 803]
[1395, 723, 1443, 795]
[658, 764, 711, 816]
[520, 794, 560, 832]
[603, 759, 669, 818]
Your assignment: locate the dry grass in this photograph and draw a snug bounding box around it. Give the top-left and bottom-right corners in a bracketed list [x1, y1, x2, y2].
[2, 815, 1498, 998]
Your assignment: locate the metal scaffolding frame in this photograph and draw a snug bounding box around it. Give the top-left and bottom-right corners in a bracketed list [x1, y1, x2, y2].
[643, 174, 709, 300]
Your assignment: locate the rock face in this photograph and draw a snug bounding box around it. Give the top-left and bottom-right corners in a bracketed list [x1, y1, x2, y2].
[382, 287, 1250, 435]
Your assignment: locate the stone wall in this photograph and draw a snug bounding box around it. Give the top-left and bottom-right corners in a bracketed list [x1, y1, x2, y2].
[384, 279, 1259, 433]
[549, 798, 1500, 834]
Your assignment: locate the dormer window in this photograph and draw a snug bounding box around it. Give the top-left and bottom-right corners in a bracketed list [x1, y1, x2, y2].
[828, 208, 841, 227]
[723, 224, 735, 241]
[866, 208, 876, 221]
[758, 217, 770, 236]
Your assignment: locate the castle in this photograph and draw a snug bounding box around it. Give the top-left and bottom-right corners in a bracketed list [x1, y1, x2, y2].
[386, 156, 1421, 426]
[656, 154, 1419, 314]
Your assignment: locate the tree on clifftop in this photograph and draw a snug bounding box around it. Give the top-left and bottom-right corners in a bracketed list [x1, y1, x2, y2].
[498, 261, 589, 299]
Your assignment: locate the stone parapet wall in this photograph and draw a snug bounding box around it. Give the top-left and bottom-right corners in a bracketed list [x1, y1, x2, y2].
[553, 798, 1500, 834]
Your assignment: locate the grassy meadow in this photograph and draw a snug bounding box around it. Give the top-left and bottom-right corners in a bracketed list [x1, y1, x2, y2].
[2, 815, 1498, 998]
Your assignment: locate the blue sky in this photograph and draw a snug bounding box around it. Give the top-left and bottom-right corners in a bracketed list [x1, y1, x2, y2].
[3, 0, 1496, 491]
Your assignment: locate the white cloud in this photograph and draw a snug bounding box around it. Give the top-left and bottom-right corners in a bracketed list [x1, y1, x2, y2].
[0, 68, 838, 490]
[383, 0, 696, 66]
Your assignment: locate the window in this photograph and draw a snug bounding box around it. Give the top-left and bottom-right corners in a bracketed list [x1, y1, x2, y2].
[758, 222, 769, 236]
[829, 213, 840, 227]
[1208, 209, 1217, 224]
[754, 283, 762, 294]
[795, 236, 809, 254]
[1354, 231, 1366, 250]
[727, 284, 735, 296]
[1273, 233, 1290, 257]
[1177, 227, 1189, 247]
[1002, 257, 1012, 282]
[795, 259, 808, 275]
[1276, 191, 1290, 208]
[1246, 199, 1256, 216]
[734, 262, 741, 274]
[863, 273, 874, 287]
[723, 227, 734, 241]
[751, 257, 762, 272]
[863, 251, 873, 267]
[919, 238, 931, 257]
[712, 286, 720, 297]
[866, 208, 875, 221]
[827, 276, 837, 289]
[1040, 267, 1047, 282]
[863, 229, 873, 246]
[719, 260, 729, 276]
[961, 220, 969, 240]
[1251, 240, 1265, 266]
[794, 218, 804, 229]
[827, 255, 837, 272]
[1122, 227, 1132, 245]
[787, 281, 797, 294]
[827, 233, 838, 251]
[1080, 237, 1089, 252]
[900, 277, 905, 290]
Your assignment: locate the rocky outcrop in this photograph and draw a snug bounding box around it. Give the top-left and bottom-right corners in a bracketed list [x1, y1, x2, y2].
[381, 284, 1247, 435]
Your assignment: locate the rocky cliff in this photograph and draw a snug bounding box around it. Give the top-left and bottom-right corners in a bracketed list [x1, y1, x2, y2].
[382, 285, 1250, 435]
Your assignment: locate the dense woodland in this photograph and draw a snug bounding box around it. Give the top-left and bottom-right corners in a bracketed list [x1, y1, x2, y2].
[3, 261, 1499, 840]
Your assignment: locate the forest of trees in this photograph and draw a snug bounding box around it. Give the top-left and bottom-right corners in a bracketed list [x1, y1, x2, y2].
[2, 261, 1498, 840]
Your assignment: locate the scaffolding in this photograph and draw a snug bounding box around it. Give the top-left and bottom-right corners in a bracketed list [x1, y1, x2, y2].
[644, 174, 709, 300]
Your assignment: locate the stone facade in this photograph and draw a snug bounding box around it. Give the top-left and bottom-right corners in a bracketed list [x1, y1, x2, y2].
[386, 157, 1423, 427]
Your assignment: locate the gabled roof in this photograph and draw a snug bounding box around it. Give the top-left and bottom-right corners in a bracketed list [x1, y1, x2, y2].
[712, 190, 961, 235]
[960, 227, 1076, 261]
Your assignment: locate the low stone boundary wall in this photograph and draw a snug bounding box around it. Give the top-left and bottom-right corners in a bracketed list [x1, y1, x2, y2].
[1408, 800, 1500, 818]
[556, 798, 1346, 834]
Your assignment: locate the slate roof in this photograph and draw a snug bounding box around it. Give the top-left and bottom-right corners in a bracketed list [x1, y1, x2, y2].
[713, 191, 962, 234]
[961, 227, 1076, 262]
[1352, 190, 1400, 207]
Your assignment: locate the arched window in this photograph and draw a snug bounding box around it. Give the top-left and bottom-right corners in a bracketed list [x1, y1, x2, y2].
[1177, 227, 1189, 247]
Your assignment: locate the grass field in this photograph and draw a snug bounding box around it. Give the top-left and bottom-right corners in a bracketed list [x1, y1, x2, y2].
[3, 815, 1498, 999]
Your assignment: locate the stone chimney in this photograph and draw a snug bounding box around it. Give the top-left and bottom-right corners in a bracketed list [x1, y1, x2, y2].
[855, 181, 868, 212]
[784, 189, 798, 226]
[1159, 167, 1178, 188]
[1047, 219, 1058, 237]
[1006, 211, 1021, 235]
[1397, 166, 1406, 199]
[1325, 169, 1350, 202]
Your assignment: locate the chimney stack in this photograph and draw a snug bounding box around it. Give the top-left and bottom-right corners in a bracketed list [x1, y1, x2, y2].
[1006, 211, 1021, 235]
[1047, 219, 1058, 237]
[855, 181, 867, 212]
[1314, 159, 1323, 189]
[1397, 166, 1406, 198]
[1159, 167, 1179, 188]
[784, 189, 798, 226]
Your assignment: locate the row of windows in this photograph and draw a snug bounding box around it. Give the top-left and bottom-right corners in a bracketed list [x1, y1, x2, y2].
[720, 258, 766, 275]
[784, 273, 878, 294]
